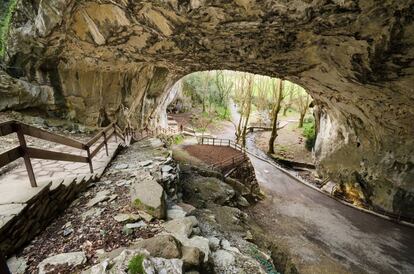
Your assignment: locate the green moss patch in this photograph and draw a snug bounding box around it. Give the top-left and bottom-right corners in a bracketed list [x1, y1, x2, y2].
[0, 0, 18, 58]
[128, 254, 146, 274]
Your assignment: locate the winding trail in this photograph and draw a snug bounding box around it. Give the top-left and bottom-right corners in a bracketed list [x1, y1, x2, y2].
[213, 103, 414, 274]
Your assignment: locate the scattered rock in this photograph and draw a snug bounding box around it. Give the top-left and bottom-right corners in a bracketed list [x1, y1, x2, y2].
[38, 252, 86, 274]
[139, 160, 153, 167]
[82, 249, 149, 274]
[244, 230, 253, 241]
[162, 165, 174, 173]
[132, 235, 182, 259]
[113, 213, 140, 223]
[86, 190, 110, 207]
[182, 236, 210, 262]
[237, 196, 250, 207]
[208, 237, 221, 252]
[7, 256, 27, 274]
[177, 203, 196, 215]
[167, 205, 187, 220]
[125, 221, 146, 229]
[113, 164, 129, 170]
[181, 246, 204, 269]
[192, 227, 201, 235]
[143, 257, 183, 274]
[108, 194, 118, 202]
[212, 249, 235, 269]
[163, 216, 198, 238]
[137, 210, 154, 222]
[131, 178, 166, 219]
[81, 208, 104, 221]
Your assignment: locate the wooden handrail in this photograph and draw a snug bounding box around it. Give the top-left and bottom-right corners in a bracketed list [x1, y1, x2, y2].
[0, 120, 16, 136]
[0, 119, 181, 188]
[27, 147, 88, 163]
[0, 120, 126, 187]
[0, 146, 22, 169]
[85, 123, 115, 147]
[20, 123, 85, 150]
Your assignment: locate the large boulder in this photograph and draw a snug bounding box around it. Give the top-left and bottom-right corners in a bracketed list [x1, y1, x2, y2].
[38, 252, 87, 274]
[131, 235, 182, 259]
[163, 217, 210, 263]
[130, 177, 166, 219]
[183, 177, 236, 207]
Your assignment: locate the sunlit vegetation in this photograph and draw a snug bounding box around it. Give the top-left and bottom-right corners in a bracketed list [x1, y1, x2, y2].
[128, 254, 146, 274]
[302, 117, 316, 151]
[170, 70, 313, 152]
[0, 0, 18, 58]
[180, 71, 231, 120]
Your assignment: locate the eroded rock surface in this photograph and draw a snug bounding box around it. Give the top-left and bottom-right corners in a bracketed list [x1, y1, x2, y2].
[2, 0, 414, 216]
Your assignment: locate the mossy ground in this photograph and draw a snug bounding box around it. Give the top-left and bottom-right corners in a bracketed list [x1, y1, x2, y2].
[128, 254, 146, 274]
[0, 0, 18, 58]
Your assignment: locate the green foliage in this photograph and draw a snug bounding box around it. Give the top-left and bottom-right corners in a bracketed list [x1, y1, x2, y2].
[0, 0, 18, 58]
[172, 134, 184, 144]
[182, 72, 230, 121]
[249, 245, 280, 274]
[128, 254, 146, 274]
[215, 105, 230, 120]
[302, 117, 316, 151]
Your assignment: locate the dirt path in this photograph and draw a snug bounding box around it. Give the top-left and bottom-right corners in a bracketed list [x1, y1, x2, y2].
[254, 123, 313, 164]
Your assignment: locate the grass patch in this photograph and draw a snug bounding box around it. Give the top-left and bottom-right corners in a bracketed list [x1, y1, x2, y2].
[0, 0, 18, 58]
[302, 117, 316, 151]
[128, 254, 146, 274]
[172, 134, 184, 144]
[133, 198, 155, 214]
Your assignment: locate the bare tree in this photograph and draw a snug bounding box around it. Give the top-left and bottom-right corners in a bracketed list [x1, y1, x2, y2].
[268, 79, 285, 154]
[214, 71, 233, 117]
[296, 91, 311, 128]
[282, 83, 296, 116]
[234, 73, 254, 146]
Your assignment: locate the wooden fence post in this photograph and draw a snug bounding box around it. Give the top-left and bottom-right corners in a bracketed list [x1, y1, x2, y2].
[15, 124, 37, 187]
[86, 146, 94, 173]
[213, 139, 215, 146]
[103, 132, 109, 156]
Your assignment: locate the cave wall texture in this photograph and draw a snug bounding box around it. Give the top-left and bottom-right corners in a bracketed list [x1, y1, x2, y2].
[1, 0, 413, 217]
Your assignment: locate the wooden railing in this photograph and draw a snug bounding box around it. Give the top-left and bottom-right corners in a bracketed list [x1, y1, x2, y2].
[198, 137, 247, 153]
[129, 125, 179, 141]
[0, 120, 127, 187]
[197, 137, 248, 172]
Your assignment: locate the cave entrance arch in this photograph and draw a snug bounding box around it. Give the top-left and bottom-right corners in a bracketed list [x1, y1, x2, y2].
[4, 0, 413, 221]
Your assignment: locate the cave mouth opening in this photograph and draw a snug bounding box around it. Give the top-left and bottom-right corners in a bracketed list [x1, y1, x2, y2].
[165, 69, 317, 164]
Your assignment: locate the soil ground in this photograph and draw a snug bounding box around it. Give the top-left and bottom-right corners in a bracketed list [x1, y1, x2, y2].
[183, 144, 243, 166]
[255, 115, 313, 164]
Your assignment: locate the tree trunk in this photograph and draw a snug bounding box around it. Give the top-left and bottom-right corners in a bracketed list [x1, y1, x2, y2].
[268, 111, 279, 154]
[298, 112, 305, 128]
[283, 106, 289, 116]
[268, 80, 284, 154]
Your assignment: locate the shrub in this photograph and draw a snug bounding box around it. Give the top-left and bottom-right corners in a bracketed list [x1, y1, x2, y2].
[128, 254, 146, 274]
[302, 120, 316, 151]
[0, 0, 18, 58]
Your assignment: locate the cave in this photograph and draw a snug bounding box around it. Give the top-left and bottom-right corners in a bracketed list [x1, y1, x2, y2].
[1, 0, 413, 218]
